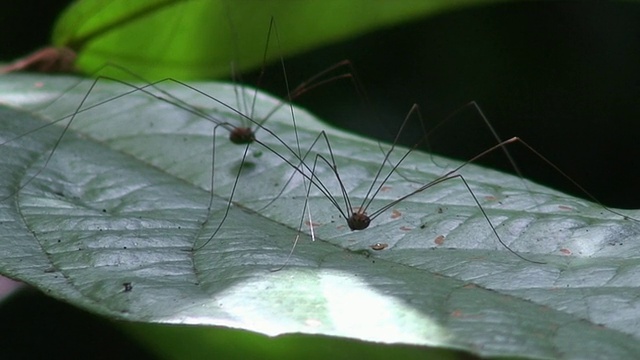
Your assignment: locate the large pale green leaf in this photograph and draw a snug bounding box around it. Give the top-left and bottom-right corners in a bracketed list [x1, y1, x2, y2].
[1, 73, 640, 359]
[52, 0, 501, 80]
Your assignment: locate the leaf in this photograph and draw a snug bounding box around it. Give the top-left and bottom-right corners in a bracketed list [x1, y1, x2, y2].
[1, 73, 640, 359]
[52, 0, 503, 80]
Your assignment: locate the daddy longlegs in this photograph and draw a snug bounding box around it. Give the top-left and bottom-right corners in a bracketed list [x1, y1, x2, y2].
[0, 18, 365, 259]
[262, 93, 640, 270]
[262, 102, 537, 269]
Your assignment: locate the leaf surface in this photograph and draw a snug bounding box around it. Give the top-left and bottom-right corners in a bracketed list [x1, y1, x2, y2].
[1, 73, 640, 359]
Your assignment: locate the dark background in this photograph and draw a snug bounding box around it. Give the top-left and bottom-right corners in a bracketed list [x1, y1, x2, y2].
[247, 2, 640, 210]
[1, 1, 640, 358]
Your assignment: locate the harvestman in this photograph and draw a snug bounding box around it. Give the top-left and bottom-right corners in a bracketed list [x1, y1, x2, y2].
[0, 20, 365, 255]
[264, 96, 640, 270]
[261, 102, 538, 268]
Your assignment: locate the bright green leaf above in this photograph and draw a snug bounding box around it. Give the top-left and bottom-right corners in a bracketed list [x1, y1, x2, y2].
[1, 73, 640, 359]
[52, 0, 503, 80]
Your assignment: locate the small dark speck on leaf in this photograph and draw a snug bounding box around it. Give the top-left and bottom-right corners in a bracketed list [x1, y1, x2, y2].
[370, 243, 388, 251]
[123, 282, 133, 292]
